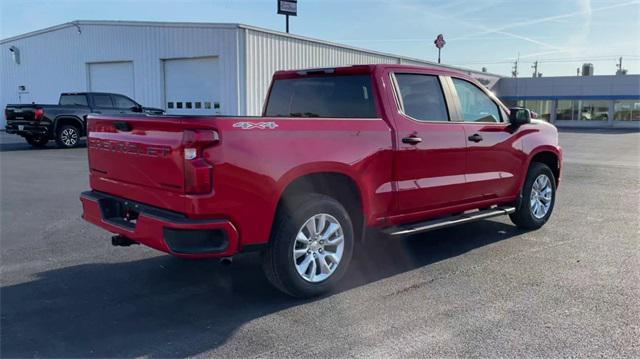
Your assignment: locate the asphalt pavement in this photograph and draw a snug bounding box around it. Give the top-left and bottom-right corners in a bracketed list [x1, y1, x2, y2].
[1, 128, 638, 358]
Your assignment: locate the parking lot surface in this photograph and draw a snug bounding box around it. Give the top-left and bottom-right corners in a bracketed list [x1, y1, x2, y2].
[1, 129, 639, 358]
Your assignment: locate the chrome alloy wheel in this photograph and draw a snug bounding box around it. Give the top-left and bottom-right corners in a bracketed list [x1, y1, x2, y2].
[60, 128, 78, 146]
[530, 174, 552, 219]
[293, 213, 345, 283]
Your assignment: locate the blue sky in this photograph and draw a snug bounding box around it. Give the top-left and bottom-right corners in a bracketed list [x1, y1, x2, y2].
[2, 0, 639, 77]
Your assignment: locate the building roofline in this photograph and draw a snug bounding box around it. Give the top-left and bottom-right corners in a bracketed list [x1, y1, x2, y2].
[236, 24, 504, 77]
[0, 20, 241, 44]
[499, 74, 640, 80]
[0, 20, 503, 77]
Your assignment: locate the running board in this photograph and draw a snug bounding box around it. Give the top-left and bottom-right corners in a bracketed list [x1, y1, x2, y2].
[384, 206, 516, 237]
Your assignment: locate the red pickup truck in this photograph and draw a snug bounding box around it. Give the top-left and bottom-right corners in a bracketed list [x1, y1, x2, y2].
[81, 64, 562, 297]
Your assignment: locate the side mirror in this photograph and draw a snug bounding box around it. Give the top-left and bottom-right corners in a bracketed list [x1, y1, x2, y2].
[131, 104, 143, 113]
[509, 107, 532, 126]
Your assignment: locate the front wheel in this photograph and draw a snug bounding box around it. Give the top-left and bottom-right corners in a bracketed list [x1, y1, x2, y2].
[262, 194, 354, 298]
[55, 125, 80, 148]
[510, 162, 556, 229]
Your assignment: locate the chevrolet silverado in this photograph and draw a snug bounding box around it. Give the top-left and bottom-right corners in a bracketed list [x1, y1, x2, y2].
[81, 64, 562, 297]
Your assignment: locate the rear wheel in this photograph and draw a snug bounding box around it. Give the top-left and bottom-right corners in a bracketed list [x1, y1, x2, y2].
[55, 125, 80, 148]
[510, 162, 556, 229]
[262, 194, 354, 298]
[25, 136, 49, 148]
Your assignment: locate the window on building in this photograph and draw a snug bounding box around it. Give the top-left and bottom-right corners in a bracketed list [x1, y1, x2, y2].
[394, 73, 449, 121]
[265, 74, 377, 118]
[614, 100, 640, 121]
[523, 100, 553, 121]
[579, 100, 610, 121]
[452, 78, 501, 123]
[556, 100, 578, 121]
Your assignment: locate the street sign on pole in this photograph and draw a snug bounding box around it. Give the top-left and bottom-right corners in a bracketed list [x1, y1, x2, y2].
[278, 0, 297, 33]
[434, 34, 446, 64]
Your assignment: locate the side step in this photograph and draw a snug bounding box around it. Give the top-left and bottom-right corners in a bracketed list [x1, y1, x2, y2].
[384, 206, 516, 237]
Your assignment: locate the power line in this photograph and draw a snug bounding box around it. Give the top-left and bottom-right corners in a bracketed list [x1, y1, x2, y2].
[455, 55, 640, 66]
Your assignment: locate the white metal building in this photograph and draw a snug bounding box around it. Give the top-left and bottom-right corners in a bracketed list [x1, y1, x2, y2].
[0, 20, 501, 127]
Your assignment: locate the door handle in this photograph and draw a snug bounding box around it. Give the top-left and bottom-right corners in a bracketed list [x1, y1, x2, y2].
[113, 121, 132, 132]
[468, 133, 483, 142]
[402, 136, 422, 145]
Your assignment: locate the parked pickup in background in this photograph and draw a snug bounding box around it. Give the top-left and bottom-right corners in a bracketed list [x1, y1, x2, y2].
[80, 64, 562, 297]
[5, 92, 164, 148]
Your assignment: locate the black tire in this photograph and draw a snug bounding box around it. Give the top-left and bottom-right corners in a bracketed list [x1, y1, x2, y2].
[25, 136, 49, 148]
[55, 125, 80, 148]
[510, 162, 556, 230]
[262, 193, 354, 298]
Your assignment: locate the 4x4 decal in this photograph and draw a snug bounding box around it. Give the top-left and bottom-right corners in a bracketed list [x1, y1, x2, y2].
[233, 122, 278, 130]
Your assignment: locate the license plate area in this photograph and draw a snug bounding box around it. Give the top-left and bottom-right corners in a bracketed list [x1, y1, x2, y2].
[99, 197, 141, 230]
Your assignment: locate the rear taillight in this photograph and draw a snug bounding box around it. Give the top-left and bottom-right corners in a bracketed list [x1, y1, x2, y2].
[183, 130, 219, 194]
[34, 108, 44, 121]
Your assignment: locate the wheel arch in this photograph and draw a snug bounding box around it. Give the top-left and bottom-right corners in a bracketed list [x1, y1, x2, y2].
[274, 165, 368, 243]
[54, 116, 85, 136]
[527, 148, 561, 186]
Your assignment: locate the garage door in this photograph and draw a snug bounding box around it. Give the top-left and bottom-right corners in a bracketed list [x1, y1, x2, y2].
[88, 62, 134, 98]
[164, 57, 222, 115]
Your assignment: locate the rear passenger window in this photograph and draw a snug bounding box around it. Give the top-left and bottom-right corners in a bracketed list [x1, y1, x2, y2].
[59, 95, 88, 106]
[93, 94, 113, 108]
[452, 78, 501, 123]
[265, 75, 377, 118]
[394, 74, 449, 122]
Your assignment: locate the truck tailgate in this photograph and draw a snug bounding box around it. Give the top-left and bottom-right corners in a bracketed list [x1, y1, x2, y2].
[87, 115, 218, 213]
[5, 105, 41, 122]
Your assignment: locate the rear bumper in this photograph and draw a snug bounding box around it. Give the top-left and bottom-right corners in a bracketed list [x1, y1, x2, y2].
[5, 123, 50, 137]
[80, 191, 240, 258]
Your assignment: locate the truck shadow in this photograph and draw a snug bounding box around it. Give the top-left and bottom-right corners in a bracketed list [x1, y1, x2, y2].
[0, 140, 86, 152]
[1, 220, 522, 358]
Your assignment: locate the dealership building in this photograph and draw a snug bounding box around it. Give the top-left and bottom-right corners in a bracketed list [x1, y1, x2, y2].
[1, 20, 638, 128]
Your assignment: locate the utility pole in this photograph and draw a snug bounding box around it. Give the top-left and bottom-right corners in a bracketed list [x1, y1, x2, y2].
[616, 57, 626, 75]
[511, 57, 519, 78]
[531, 61, 539, 78]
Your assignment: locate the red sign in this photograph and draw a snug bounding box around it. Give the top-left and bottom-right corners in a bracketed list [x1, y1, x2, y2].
[434, 34, 446, 49]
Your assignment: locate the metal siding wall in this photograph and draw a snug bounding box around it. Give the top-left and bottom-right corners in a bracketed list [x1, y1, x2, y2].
[1, 27, 83, 127]
[1, 24, 241, 127]
[78, 24, 240, 116]
[244, 29, 398, 116]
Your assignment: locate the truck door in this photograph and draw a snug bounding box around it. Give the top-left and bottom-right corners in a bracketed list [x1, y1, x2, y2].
[446, 76, 524, 202]
[388, 71, 469, 216]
